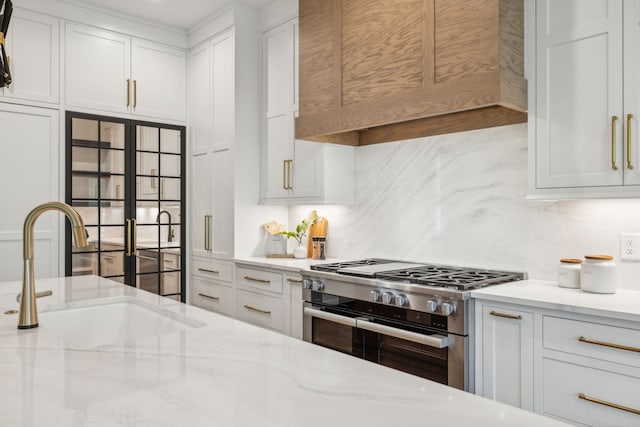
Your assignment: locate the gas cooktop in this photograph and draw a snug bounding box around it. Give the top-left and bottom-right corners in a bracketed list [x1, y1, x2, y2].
[310, 258, 525, 291]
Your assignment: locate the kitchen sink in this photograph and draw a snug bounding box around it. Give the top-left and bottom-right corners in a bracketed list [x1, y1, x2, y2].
[40, 299, 205, 348]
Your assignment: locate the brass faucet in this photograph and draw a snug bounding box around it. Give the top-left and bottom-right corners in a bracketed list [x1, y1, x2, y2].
[18, 202, 88, 329]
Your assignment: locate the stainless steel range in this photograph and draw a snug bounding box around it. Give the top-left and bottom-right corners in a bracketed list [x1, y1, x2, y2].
[301, 259, 526, 391]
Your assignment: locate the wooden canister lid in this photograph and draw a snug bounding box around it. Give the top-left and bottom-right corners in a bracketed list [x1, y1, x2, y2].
[560, 258, 583, 264]
[584, 255, 614, 261]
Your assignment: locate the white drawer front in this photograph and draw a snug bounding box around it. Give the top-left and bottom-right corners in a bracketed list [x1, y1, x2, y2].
[543, 358, 640, 427]
[192, 259, 233, 282]
[236, 289, 284, 332]
[236, 266, 283, 294]
[543, 316, 640, 368]
[191, 276, 234, 317]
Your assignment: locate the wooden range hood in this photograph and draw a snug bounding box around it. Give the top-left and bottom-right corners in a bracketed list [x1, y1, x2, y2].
[295, 0, 527, 146]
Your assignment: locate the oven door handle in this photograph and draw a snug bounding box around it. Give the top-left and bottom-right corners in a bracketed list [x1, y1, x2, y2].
[303, 307, 357, 327]
[356, 319, 450, 349]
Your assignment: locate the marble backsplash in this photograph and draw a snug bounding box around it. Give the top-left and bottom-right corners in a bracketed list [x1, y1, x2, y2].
[289, 124, 640, 290]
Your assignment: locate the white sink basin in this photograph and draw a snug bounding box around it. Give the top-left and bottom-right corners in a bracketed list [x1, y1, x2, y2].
[40, 299, 205, 348]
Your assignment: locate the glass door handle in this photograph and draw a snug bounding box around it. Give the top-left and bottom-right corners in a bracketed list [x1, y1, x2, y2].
[125, 219, 132, 256]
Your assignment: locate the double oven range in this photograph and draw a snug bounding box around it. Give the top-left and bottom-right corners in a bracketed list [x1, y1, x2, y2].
[301, 259, 525, 391]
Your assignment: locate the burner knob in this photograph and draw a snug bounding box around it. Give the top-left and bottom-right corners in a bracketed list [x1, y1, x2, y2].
[441, 302, 456, 316]
[370, 290, 382, 303]
[382, 292, 394, 305]
[312, 280, 325, 291]
[395, 294, 408, 307]
[426, 300, 438, 313]
[303, 279, 313, 289]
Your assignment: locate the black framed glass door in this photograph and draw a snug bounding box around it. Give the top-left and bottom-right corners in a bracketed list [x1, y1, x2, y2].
[65, 112, 186, 302]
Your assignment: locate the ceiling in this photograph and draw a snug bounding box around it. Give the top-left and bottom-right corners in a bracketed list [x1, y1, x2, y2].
[64, 0, 275, 30]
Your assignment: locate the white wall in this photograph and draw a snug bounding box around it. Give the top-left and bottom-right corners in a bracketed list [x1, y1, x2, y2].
[289, 124, 640, 291]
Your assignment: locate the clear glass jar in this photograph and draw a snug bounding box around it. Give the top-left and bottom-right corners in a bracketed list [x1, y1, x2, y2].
[581, 255, 617, 294]
[557, 258, 582, 289]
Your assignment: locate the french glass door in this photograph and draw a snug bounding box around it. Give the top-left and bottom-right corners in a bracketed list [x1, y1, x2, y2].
[65, 112, 186, 302]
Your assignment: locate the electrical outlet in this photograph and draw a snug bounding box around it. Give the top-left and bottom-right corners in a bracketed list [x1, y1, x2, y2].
[620, 233, 640, 261]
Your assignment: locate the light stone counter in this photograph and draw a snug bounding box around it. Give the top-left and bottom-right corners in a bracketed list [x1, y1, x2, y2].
[233, 256, 346, 273]
[0, 276, 572, 427]
[471, 280, 640, 323]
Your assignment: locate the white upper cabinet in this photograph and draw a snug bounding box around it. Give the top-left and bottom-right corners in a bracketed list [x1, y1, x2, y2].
[530, 0, 640, 198]
[131, 39, 186, 121]
[1, 9, 59, 104]
[65, 24, 130, 114]
[261, 19, 354, 205]
[66, 23, 186, 121]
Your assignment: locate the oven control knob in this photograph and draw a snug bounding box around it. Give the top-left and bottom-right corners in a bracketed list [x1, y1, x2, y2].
[370, 290, 382, 303]
[395, 294, 408, 307]
[382, 292, 394, 305]
[303, 279, 313, 289]
[312, 280, 325, 291]
[426, 300, 438, 313]
[441, 302, 456, 316]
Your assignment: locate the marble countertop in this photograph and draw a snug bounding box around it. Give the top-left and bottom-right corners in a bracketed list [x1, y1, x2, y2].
[0, 276, 571, 426]
[233, 256, 345, 273]
[471, 280, 640, 323]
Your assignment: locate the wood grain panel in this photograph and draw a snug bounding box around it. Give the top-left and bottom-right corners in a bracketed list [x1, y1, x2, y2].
[359, 106, 527, 145]
[298, 0, 338, 115]
[434, 0, 499, 84]
[296, 71, 501, 140]
[499, 0, 527, 111]
[341, 0, 432, 105]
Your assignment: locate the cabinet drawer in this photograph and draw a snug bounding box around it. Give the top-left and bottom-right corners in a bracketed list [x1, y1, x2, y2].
[163, 253, 180, 270]
[191, 276, 234, 317]
[236, 289, 284, 332]
[543, 358, 640, 426]
[235, 266, 283, 294]
[192, 259, 233, 282]
[543, 316, 640, 368]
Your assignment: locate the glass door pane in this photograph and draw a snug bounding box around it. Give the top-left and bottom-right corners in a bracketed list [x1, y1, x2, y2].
[134, 124, 183, 300]
[68, 114, 127, 284]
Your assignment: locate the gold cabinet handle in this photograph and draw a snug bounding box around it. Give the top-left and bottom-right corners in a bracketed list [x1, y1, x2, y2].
[132, 219, 137, 255]
[243, 276, 271, 284]
[287, 160, 293, 189]
[489, 310, 522, 320]
[198, 268, 219, 274]
[578, 336, 640, 353]
[243, 304, 271, 315]
[126, 79, 131, 107]
[125, 219, 132, 256]
[578, 393, 640, 416]
[627, 114, 634, 170]
[283, 160, 287, 189]
[198, 293, 220, 301]
[133, 80, 137, 108]
[286, 278, 303, 283]
[204, 215, 212, 251]
[612, 115, 619, 170]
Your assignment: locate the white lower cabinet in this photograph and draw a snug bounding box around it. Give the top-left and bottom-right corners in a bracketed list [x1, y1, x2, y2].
[286, 274, 303, 340]
[189, 262, 303, 339]
[236, 289, 285, 333]
[475, 299, 640, 426]
[191, 276, 235, 317]
[477, 303, 534, 410]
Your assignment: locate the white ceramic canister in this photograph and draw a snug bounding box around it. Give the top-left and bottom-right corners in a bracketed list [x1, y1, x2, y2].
[557, 258, 582, 288]
[580, 255, 617, 294]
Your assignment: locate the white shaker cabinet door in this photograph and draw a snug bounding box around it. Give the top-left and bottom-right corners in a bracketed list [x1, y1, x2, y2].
[190, 151, 213, 259]
[479, 304, 534, 411]
[2, 9, 59, 104]
[535, 0, 623, 189]
[0, 104, 59, 281]
[65, 23, 130, 114]
[131, 39, 186, 121]
[623, 0, 640, 185]
[189, 41, 211, 154]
